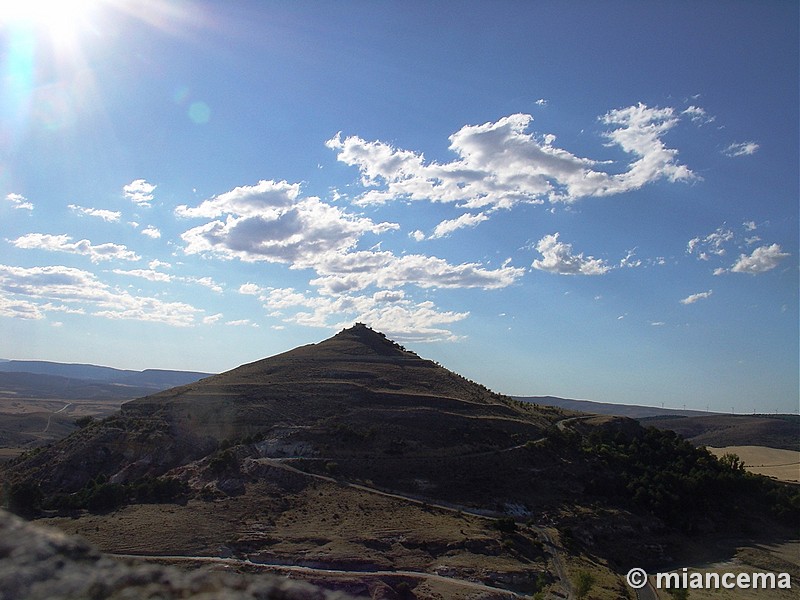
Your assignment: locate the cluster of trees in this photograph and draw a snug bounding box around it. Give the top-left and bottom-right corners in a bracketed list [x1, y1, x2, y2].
[6, 475, 188, 516]
[582, 426, 799, 530]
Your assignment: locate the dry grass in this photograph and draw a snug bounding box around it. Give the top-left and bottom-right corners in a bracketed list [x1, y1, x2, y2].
[650, 541, 799, 599]
[42, 477, 550, 599]
[707, 446, 800, 483]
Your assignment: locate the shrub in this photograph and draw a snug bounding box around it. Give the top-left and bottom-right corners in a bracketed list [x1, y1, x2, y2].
[492, 516, 518, 534]
[8, 482, 43, 517]
[86, 482, 127, 513]
[74, 415, 96, 428]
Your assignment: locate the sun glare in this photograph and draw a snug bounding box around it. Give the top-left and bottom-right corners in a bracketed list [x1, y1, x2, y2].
[1, 0, 99, 45]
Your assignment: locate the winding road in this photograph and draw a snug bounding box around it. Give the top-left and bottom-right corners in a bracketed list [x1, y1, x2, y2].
[111, 553, 527, 598]
[113, 415, 588, 599]
[42, 402, 72, 434]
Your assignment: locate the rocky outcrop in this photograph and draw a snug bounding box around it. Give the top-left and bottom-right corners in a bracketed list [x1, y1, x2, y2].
[0, 510, 355, 600]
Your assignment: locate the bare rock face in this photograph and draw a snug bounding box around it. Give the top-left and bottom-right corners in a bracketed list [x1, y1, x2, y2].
[0, 510, 354, 600]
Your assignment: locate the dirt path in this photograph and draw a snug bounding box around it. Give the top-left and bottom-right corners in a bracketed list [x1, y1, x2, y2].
[110, 553, 527, 598]
[41, 402, 72, 434]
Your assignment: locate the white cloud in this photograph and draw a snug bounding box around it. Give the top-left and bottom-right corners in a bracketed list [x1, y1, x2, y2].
[309, 251, 524, 294]
[10, 233, 140, 263]
[723, 141, 759, 157]
[185, 276, 224, 293]
[149, 259, 171, 270]
[261, 286, 468, 342]
[409, 230, 426, 242]
[177, 180, 522, 297]
[123, 179, 156, 206]
[687, 227, 734, 259]
[238, 282, 263, 295]
[327, 103, 695, 211]
[0, 264, 201, 326]
[203, 313, 223, 324]
[743, 220, 757, 231]
[531, 233, 611, 275]
[6, 193, 34, 211]
[226, 319, 259, 327]
[682, 105, 715, 125]
[141, 225, 161, 239]
[730, 244, 789, 274]
[178, 181, 398, 265]
[0, 294, 44, 320]
[68, 204, 121, 223]
[680, 290, 713, 305]
[430, 212, 490, 239]
[112, 268, 173, 282]
[535, 98, 548, 106]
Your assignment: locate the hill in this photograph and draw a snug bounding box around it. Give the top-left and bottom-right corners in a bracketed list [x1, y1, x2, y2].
[1, 324, 797, 599]
[0, 359, 211, 391]
[642, 414, 800, 452]
[516, 395, 710, 419]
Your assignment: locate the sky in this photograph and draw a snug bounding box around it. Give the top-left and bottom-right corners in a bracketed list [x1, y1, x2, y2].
[1, 0, 797, 413]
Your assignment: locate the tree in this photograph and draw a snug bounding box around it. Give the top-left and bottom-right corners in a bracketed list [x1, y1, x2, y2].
[7, 481, 43, 517]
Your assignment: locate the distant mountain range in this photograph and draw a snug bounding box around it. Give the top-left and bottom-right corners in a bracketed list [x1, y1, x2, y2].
[0, 359, 212, 400]
[516, 395, 715, 418]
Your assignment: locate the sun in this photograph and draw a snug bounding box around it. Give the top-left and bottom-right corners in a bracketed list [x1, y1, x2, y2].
[1, 0, 100, 47]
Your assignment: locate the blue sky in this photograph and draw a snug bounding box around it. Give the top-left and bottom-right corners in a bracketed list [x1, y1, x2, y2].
[1, 1, 797, 413]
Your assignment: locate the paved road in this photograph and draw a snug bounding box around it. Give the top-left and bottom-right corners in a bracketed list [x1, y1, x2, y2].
[635, 578, 658, 600]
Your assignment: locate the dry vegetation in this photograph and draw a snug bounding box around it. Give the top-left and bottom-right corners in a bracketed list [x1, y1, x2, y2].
[707, 446, 799, 483]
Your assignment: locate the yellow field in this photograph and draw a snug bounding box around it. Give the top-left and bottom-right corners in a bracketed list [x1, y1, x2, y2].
[707, 446, 799, 483]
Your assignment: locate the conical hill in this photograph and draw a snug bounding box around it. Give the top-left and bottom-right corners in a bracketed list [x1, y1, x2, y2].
[4, 324, 556, 495]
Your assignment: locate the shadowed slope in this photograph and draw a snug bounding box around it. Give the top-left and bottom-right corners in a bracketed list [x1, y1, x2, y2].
[3, 324, 554, 494]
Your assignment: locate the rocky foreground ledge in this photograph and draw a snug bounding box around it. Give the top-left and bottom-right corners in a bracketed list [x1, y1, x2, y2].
[0, 510, 354, 600]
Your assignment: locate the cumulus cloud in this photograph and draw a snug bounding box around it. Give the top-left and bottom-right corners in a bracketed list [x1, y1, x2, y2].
[123, 179, 156, 206]
[688, 224, 789, 275]
[238, 282, 263, 295]
[176, 179, 523, 340]
[261, 286, 468, 342]
[723, 141, 760, 157]
[10, 233, 140, 263]
[730, 244, 790, 274]
[177, 180, 398, 265]
[327, 103, 695, 213]
[141, 225, 161, 239]
[68, 204, 121, 222]
[177, 180, 522, 294]
[531, 233, 611, 275]
[0, 264, 201, 326]
[680, 290, 713, 305]
[429, 212, 490, 239]
[6, 193, 34, 211]
[310, 251, 523, 294]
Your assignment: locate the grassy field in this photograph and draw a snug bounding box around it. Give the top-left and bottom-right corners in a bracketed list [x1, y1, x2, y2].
[707, 446, 800, 483]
